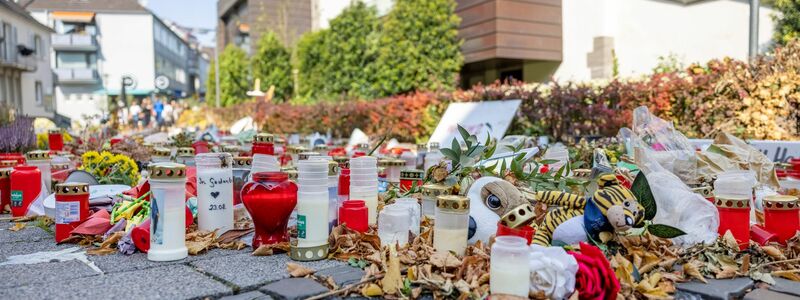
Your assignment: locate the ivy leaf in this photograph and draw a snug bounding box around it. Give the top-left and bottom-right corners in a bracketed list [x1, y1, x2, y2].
[631, 172, 657, 220]
[646, 224, 686, 238]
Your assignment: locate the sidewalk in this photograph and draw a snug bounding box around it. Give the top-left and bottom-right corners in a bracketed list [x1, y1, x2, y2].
[0, 214, 366, 300]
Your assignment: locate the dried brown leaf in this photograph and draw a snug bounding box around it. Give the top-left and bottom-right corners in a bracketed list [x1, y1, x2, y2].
[382, 245, 402, 295]
[287, 262, 315, 277]
[100, 231, 124, 248]
[361, 283, 383, 297]
[683, 262, 707, 283]
[762, 246, 787, 260]
[8, 222, 25, 231]
[741, 254, 750, 274]
[252, 242, 290, 256]
[430, 251, 461, 269]
[86, 247, 117, 256]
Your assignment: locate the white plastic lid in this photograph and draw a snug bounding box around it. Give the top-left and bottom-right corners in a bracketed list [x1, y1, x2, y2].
[714, 170, 756, 198]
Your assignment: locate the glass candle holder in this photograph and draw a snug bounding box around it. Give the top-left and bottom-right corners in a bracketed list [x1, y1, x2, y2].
[379, 203, 411, 247]
[415, 143, 427, 170]
[424, 142, 443, 172]
[10, 165, 41, 217]
[151, 147, 172, 163]
[241, 172, 298, 248]
[433, 195, 469, 255]
[394, 197, 421, 237]
[54, 183, 90, 243]
[763, 195, 799, 244]
[399, 169, 424, 192]
[298, 152, 321, 161]
[176, 147, 196, 166]
[379, 159, 405, 183]
[421, 183, 450, 219]
[48, 129, 64, 151]
[715, 196, 750, 250]
[50, 162, 72, 192]
[0, 168, 10, 212]
[490, 236, 531, 297]
[252, 133, 275, 156]
[147, 163, 189, 261]
[196, 153, 234, 233]
[26, 150, 51, 194]
[400, 149, 416, 169]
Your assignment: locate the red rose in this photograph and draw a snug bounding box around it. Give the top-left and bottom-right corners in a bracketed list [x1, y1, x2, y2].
[568, 242, 620, 300]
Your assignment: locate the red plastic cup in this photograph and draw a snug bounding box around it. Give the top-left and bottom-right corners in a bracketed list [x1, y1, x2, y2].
[495, 221, 535, 245]
[338, 200, 368, 232]
[715, 196, 750, 250]
[750, 224, 779, 246]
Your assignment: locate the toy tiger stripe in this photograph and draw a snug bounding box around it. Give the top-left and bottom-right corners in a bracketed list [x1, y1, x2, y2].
[532, 174, 644, 246]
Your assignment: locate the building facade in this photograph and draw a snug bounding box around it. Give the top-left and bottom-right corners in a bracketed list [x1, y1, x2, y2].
[24, 0, 199, 125]
[0, 0, 54, 119]
[217, 0, 776, 88]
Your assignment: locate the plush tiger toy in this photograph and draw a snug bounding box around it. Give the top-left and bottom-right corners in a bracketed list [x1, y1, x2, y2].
[532, 174, 645, 246]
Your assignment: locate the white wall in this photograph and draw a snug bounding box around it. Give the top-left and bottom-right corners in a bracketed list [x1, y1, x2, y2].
[554, 0, 775, 81]
[96, 13, 155, 92]
[0, 8, 53, 118]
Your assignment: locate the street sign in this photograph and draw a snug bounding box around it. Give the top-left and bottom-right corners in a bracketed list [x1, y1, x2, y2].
[122, 75, 137, 89]
[155, 75, 170, 90]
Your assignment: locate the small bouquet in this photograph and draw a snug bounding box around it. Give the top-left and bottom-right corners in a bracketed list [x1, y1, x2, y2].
[80, 151, 141, 186]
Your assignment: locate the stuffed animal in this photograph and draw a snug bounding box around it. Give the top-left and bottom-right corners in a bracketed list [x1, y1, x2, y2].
[467, 177, 535, 244]
[532, 173, 644, 246]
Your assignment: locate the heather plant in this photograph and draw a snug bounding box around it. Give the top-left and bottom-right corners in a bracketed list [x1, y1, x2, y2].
[0, 116, 36, 153]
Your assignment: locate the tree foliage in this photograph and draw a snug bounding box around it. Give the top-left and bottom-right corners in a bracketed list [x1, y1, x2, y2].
[373, 0, 463, 97]
[206, 45, 249, 107]
[774, 0, 800, 46]
[296, 1, 379, 99]
[252, 31, 293, 100]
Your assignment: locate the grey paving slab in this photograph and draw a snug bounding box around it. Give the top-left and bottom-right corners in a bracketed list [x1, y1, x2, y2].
[0, 222, 53, 244]
[675, 278, 754, 300]
[89, 247, 245, 274]
[0, 260, 99, 288]
[189, 253, 345, 291]
[315, 264, 365, 287]
[770, 278, 800, 297]
[220, 290, 274, 300]
[260, 278, 328, 300]
[744, 288, 799, 300]
[0, 264, 232, 300]
[0, 239, 74, 260]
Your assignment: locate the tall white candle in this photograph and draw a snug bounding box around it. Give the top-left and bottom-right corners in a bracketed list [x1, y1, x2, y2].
[196, 153, 234, 233]
[147, 163, 188, 262]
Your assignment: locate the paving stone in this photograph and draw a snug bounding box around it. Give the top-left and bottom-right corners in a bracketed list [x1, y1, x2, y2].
[0, 240, 74, 260]
[0, 260, 99, 288]
[190, 253, 345, 291]
[744, 288, 799, 300]
[0, 264, 232, 299]
[675, 278, 754, 300]
[315, 264, 365, 287]
[220, 290, 273, 300]
[260, 278, 328, 300]
[0, 222, 53, 244]
[89, 247, 244, 274]
[769, 278, 800, 297]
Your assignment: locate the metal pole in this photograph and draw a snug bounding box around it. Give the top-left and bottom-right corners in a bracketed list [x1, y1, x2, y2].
[749, 0, 760, 60]
[214, 44, 221, 107]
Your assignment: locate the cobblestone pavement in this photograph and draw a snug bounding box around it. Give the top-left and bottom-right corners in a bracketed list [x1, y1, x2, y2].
[0, 214, 365, 300]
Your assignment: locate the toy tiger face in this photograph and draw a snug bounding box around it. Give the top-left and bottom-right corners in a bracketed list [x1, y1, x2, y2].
[593, 174, 644, 231]
[480, 180, 536, 227]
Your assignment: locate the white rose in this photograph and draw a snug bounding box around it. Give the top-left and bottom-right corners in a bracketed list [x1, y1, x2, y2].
[529, 244, 578, 299]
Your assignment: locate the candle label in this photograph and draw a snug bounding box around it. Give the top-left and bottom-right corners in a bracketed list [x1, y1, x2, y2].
[55, 201, 79, 224]
[150, 192, 164, 245]
[297, 215, 306, 239]
[10, 190, 21, 207]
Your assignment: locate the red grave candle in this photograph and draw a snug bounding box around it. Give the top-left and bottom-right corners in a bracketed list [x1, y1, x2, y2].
[715, 196, 750, 250]
[763, 195, 799, 244]
[399, 169, 424, 192]
[10, 165, 42, 217]
[0, 168, 11, 212]
[48, 129, 64, 151]
[54, 183, 90, 243]
[241, 172, 297, 248]
[252, 133, 275, 156]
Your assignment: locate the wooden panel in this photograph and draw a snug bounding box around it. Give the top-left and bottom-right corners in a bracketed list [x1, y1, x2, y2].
[459, 19, 496, 40]
[497, 0, 561, 24]
[463, 48, 499, 63]
[505, 0, 561, 7]
[496, 32, 561, 51]
[462, 34, 497, 53]
[496, 19, 560, 38]
[456, 0, 495, 11]
[457, 1, 496, 27]
[496, 47, 562, 61]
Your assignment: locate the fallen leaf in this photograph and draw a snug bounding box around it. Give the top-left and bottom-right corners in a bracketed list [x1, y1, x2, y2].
[430, 251, 461, 269]
[715, 266, 737, 279]
[740, 254, 750, 274]
[100, 231, 124, 248]
[252, 242, 290, 256]
[382, 245, 403, 295]
[86, 247, 117, 256]
[722, 231, 739, 251]
[361, 283, 383, 297]
[613, 254, 635, 287]
[683, 262, 707, 283]
[216, 228, 254, 244]
[286, 262, 315, 277]
[762, 246, 787, 260]
[9, 222, 25, 231]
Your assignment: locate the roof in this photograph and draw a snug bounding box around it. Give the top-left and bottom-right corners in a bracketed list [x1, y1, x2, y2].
[0, 0, 53, 32]
[21, 0, 148, 13]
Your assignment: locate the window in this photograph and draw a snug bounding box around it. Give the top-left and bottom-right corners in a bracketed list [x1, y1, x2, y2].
[0, 23, 9, 61]
[34, 81, 42, 105]
[56, 52, 97, 69]
[33, 35, 43, 59]
[61, 22, 95, 35]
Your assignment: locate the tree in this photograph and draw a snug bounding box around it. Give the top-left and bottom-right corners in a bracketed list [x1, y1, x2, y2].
[295, 29, 328, 99]
[252, 31, 293, 100]
[373, 0, 463, 97]
[206, 45, 249, 107]
[774, 0, 800, 46]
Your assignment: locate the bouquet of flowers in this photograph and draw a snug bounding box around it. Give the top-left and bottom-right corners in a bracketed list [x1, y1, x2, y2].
[80, 151, 140, 186]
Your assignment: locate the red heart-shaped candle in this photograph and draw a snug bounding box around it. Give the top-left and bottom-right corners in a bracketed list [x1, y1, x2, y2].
[241, 172, 297, 248]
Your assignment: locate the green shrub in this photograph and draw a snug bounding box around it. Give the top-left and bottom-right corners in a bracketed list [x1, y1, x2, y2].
[252, 31, 293, 101]
[206, 45, 250, 107]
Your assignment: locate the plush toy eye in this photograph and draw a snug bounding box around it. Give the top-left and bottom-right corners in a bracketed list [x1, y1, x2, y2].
[624, 201, 631, 207]
[485, 194, 501, 210]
